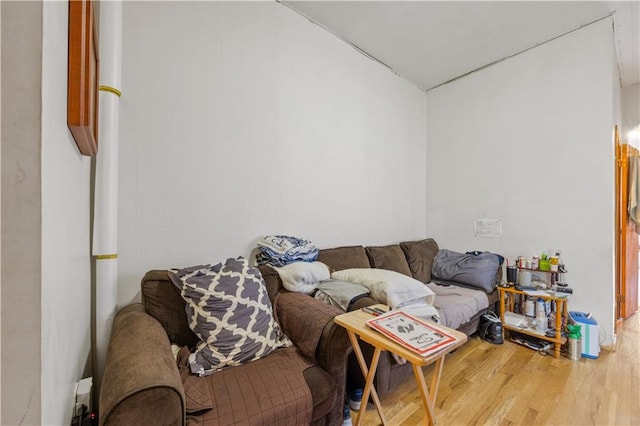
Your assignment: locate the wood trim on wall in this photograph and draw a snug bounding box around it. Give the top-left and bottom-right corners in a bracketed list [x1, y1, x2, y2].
[67, 0, 99, 156]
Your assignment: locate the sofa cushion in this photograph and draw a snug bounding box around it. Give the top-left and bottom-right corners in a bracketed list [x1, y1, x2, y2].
[399, 239, 440, 284]
[181, 346, 318, 425]
[141, 270, 199, 348]
[256, 264, 282, 304]
[177, 346, 214, 415]
[169, 257, 291, 376]
[317, 245, 370, 271]
[304, 365, 338, 422]
[365, 245, 413, 276]
[177, 346, 335, 422]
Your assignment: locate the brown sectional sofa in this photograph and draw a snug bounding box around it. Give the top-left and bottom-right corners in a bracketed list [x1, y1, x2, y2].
[302, 239, 499, 394]
[99, 238, 499, 425]
[99, 271, 351, 426]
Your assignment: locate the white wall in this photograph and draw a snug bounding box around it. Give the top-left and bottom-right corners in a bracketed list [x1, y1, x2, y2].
[622, 83, 640, 146]
[41, 1, 92, 424]
[426, 19, 617, 345]
[2, 2, 43, 423]
[118, 2, 427, 305]
[1, 2, 92, 425]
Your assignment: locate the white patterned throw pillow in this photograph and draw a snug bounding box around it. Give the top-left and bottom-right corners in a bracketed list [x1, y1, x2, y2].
[331, 268, 439, 319]
[169, 257, 291, 376]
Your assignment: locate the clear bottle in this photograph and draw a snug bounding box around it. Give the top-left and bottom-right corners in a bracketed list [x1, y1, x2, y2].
[532, 256, 539, 270]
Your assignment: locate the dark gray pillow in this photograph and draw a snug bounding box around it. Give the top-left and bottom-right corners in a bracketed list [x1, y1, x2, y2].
[169, 257, 291, 376]
[431, 249, 500, 293]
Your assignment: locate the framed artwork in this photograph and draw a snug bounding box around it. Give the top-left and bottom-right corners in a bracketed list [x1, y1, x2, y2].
[67, 0, 99, 156]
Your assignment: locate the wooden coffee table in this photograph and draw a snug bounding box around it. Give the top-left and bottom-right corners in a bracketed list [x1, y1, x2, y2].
[335, 305, 467, 425]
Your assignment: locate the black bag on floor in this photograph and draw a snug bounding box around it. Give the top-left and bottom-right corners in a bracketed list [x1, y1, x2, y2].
[478, 311, 503, 344]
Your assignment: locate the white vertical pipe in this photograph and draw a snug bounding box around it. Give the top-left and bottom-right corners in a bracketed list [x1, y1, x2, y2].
[94, 0, 122, 388]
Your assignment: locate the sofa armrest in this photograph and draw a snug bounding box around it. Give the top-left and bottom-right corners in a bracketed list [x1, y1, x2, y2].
[99, 304, 185, 426]
[275, 292, 350, 363]
[275, 292, 352, 425]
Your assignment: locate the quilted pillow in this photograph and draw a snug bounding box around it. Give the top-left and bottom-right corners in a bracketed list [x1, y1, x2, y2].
[169, 257, 291, 376]
[274, 261, 330, 294]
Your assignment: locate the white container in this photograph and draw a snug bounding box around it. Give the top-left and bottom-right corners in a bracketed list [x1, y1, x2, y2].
[524, 299, 535, 317]
[518, 270, 531, 286]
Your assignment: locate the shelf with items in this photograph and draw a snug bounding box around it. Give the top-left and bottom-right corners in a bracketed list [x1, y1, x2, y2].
[498, 286, 568, 359]
[514, 267, 567, 290]
[516, 267, 567, 273]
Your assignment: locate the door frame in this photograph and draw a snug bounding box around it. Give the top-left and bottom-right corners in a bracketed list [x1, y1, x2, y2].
[615, 125, 640, 328]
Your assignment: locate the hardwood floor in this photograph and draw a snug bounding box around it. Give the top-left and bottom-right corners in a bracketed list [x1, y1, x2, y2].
[351, 313, 640, 425]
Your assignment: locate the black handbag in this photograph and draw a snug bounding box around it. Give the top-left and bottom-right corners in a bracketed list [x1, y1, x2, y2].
[478, 311, 503, 344]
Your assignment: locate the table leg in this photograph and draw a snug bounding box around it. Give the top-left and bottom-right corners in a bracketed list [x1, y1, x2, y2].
[346, 330, 387, 426]
[499, 290, 505, 340]
[412, 356, 444, 426]
[554, 300, 563, 359]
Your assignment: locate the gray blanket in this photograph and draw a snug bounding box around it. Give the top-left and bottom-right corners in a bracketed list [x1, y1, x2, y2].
[313, 279, 370, 311]
[427, 282, 489, 330]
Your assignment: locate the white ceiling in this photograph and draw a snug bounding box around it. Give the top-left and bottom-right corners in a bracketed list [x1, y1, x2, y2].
[283, 1, 640, 91]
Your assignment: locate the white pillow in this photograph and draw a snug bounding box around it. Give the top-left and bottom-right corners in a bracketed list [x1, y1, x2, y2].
[275, 261, 330, 294]
[331, 268, 436, 313]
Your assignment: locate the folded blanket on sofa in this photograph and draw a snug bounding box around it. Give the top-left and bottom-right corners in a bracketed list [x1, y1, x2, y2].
[256, 235, 319, 267]
[427, 282, 489, 330]
[313, 279, 370, 311]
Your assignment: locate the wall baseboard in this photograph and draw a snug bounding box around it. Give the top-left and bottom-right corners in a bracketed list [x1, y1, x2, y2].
[600, 333, 617, 352]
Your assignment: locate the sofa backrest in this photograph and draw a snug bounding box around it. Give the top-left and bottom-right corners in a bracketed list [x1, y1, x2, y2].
[317, 245, 370, 272]
[364, 245, 413, 276]
[256, 240, 441, 306]
[141, 270, 199, 347]
[399, 239, 440, 283]
[139, 239, 441, 345]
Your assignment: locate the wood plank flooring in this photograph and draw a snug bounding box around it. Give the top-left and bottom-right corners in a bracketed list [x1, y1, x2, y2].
[350, 313, 640, 425]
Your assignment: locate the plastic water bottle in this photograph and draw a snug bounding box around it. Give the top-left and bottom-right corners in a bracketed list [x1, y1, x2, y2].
[342, 403, 352, 426]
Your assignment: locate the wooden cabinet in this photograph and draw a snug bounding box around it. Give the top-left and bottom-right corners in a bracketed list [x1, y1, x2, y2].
[498, 286, 568, 359]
